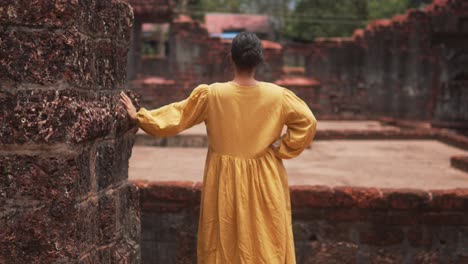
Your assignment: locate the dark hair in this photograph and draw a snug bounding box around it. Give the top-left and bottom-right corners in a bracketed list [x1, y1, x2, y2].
[231, 32, 264, 72]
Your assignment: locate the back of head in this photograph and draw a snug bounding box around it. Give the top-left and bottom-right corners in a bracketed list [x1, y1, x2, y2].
[231, 32, 264, 73]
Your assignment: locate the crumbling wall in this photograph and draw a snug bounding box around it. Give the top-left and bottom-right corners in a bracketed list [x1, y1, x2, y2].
[430, 1, 468, 126]
[133, 181, 468, 263]
[0, 1, 140, 263]
[307, 0, 468, 123]
[307, 38, 367, 118]
[130, 16, 285, 110]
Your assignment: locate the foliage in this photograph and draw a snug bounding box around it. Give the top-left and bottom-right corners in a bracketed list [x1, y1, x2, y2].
[284, 0, 433, 41]
[284, 0, 367, 41]
[183, 0, 433, 41]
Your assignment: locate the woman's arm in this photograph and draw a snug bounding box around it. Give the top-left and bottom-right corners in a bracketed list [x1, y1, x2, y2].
[272, 88, 317, 159]
[120, 85, 209, 137]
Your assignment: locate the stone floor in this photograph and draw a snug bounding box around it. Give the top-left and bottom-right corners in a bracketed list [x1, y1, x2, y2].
[129, 140, 468, 190]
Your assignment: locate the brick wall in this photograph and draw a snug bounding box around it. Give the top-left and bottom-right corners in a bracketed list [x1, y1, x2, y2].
[130, 16, 285, 109]
[132, 181, 468, 263]
[306, 0, 468, 123]
[0, 1, 140, 263]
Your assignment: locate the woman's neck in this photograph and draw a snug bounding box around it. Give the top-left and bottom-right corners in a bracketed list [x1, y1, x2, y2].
[233, 72, 257, 86]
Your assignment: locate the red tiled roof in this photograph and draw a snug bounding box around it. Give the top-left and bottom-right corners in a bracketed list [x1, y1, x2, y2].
[366, 19, 392, 30]
[173, 14, 194, 23]
[142, 23, 169, 32]
[282, 66, 305, 75]
[261, 40, 282, 50]
[134, 77, 176, 85]
[275, 77, 321, 87]
[352, 29, 365, 39]
[205, 13, 271, 35]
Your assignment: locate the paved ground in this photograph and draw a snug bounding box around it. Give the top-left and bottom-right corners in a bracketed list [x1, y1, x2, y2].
[129, 140, 468, 190]
[136, 120, 400, 136]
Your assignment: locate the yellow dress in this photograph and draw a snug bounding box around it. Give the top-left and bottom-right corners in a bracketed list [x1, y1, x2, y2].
[136, 81, 317, 264]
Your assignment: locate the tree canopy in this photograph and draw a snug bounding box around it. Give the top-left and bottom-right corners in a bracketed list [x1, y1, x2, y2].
[183, 0, 433, 41]
[284, 0, 432, 41]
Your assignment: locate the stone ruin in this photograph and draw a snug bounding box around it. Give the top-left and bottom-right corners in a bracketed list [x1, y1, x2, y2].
[307, 0, 468, 126]
[0, 1, 140, 263]
[125, 0, 467, 131]
[124, 0, 318, 110]
[125, 0, 468, 263]
[1, 0, 468, 263]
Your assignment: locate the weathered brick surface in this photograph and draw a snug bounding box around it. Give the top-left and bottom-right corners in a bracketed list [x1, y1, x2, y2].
[125, 0, 176, 23]
[0, 90, 137, 144]
[0, 0, 132, 39]
[306, 0, 468, 123]
[0, 34, 128, 89]
[95, 135, 135, 190]
[451, 155, 468, 173]
[0, 0, 140, 263]
[0, 155, 82, 201]
[1, 202, 80, 263]
[125, 0, 467, 124]
[128, 15, 285, 110]
[133, 181, 468, 263]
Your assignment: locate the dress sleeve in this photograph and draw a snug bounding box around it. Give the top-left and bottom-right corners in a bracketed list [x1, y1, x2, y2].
[135, 84, 209, 137]
[273, 88, 318, 159]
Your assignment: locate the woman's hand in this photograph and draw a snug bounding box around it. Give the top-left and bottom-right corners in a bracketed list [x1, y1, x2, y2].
[120, 91, 137, 122]
[269, 136, 281, 149]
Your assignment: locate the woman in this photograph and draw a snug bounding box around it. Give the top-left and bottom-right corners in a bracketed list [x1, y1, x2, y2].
[120, 32, 317, 264]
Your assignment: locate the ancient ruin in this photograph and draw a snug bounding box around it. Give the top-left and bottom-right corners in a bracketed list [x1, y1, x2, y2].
[1, 0, 467, 263]
[125, 0, 467, 127]
[307, 0, 468, 124]
[126, 0, 468, 263]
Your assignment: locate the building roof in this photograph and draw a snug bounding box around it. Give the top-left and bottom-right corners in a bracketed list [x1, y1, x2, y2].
[275, 77, 321, 87]
[205, 13, 272, 36]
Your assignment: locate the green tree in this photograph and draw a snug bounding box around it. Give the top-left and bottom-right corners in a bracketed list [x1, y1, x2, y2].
[284, 0, 431, 41]
[185, 0, 249, 20]
[284, 0, 367, 41]
[367, 0, 408, 20]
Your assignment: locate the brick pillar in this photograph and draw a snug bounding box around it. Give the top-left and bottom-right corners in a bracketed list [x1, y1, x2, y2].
[127, 18, 143, 80]
[0, 1, 140, 263]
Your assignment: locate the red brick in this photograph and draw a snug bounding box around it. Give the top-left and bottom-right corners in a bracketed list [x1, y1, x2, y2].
[381, 188, 431, 210]
[333, 186, 383, 208]
[142, 181, 199, 202]
[97, 191, 117, 246]
[290, 185, 335, 208]
[451, 155, 468, 173]
[76, 198, 99, 253]
[421, 212, 468, 225]
[0, 155, 82, 200]
[407, 227, 432, 248]
[0, 204, 79, 263]
[430, 189, 468, 210]
[411, 251, 441, 263]
[0, 1, 132, 40]
[0, 90, 136, 144]
[326, 208, 367, 222]
[368, 211, 420, 226]
[302, 241, 359, 264]
[359, 226, 405, 246]
[118, 183, 141, 242]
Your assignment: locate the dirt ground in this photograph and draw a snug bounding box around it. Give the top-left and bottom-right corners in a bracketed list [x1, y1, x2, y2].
[129, 139, 468, 190]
